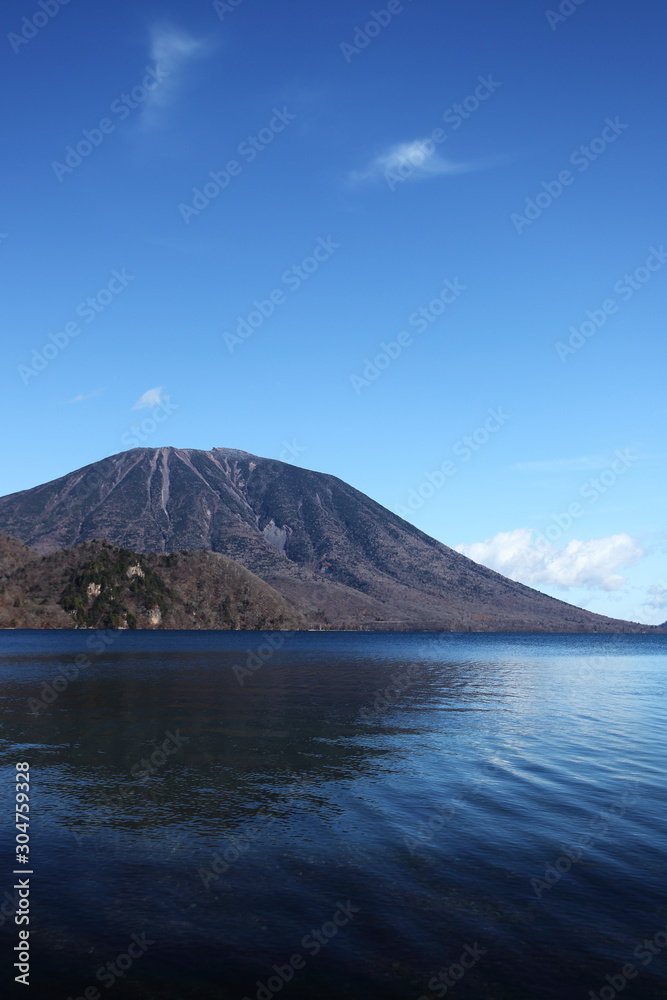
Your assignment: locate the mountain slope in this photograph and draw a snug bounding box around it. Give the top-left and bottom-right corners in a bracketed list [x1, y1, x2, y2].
[0, 537, 306, 630]
[0, 447, 656, 631]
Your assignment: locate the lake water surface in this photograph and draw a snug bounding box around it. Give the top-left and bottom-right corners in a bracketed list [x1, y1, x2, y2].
[1, 631, 666, 999]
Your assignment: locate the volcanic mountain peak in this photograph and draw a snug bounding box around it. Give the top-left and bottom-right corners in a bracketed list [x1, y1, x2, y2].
[0, 447, 658, 632]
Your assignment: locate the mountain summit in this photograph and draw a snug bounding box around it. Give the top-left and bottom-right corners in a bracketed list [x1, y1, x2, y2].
[0, 447, 653, 631]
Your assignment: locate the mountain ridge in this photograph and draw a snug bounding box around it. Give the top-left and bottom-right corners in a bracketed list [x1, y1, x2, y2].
[0, 446, 659, 632]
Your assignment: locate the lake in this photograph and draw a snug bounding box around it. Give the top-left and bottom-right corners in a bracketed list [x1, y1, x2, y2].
[1, 631, 666, 999]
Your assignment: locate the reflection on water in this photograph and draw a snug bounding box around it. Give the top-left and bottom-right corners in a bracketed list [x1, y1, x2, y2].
[1, 631, 666, 999]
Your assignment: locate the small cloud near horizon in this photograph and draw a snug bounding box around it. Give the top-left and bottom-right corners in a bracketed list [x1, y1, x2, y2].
[69, 388, 104, 404]
[643, 583, 667, 612]
[132, 386, 168, 410]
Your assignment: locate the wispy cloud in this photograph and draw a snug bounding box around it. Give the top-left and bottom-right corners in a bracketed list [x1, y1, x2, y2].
[132, 386, 168, 410]
[349, 139, 477, 188]
[514, 455, 613, 474]
[456, 528, 644, 592]
[643, 583, 667, 611]
[141, 24, 208, 127]
[69, 388, 104, 404]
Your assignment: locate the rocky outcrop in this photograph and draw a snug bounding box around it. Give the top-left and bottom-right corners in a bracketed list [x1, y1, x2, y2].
[0, 537, 307, 631]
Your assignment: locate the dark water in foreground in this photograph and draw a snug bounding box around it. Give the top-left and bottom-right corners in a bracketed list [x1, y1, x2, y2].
[1, 631, 666, 1000]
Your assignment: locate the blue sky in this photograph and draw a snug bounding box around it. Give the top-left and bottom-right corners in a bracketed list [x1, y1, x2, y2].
[1, 0, 665, 624]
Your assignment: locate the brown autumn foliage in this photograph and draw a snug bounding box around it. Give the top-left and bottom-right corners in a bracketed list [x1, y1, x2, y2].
[0, 536, 306, 630]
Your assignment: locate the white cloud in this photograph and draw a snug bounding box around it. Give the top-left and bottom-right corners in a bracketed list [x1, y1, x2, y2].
[69, 388, 104, 404]
[514, 455, 611, 474]
[644, 584, 667, 611]
[349, 139, 473, 187]
[141, 24, 207, 126]
[456, 528, 644, 591]
[132, 386, 167, 410]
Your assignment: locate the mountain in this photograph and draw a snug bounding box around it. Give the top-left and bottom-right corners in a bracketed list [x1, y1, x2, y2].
[0, 537, 306, 630]
[0, 446, 657, 632]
